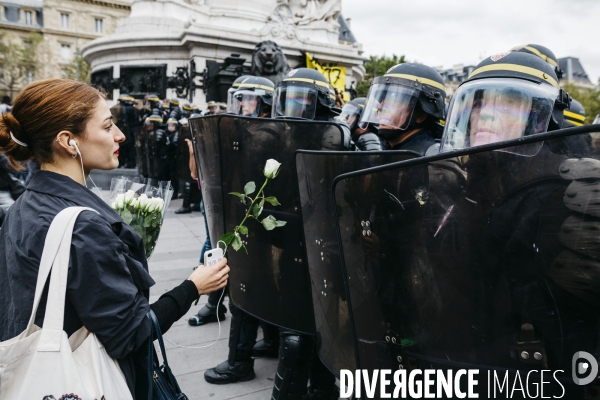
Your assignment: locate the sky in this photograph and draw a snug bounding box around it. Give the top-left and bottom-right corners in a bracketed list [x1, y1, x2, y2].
[342, 0, 600, 83]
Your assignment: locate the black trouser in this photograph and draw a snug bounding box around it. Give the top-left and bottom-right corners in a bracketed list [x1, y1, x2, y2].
[227, 302, 260, 362]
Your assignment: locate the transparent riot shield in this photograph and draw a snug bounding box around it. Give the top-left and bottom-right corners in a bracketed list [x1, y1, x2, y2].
[295, 150, 420, 375]
[334, 125, 600, 397]
[220, 115, 345, 334]
[189, 115, 223, 243]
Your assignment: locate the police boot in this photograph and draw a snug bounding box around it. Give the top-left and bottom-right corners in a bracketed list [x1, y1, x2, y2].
[175, 181, 192, 214]
[204, 353, 255, 384]
[188, 289, 227, 326]
[252, 322, 280, 358]
[271, 333, 314, 400]
[307, 356, 337, 400]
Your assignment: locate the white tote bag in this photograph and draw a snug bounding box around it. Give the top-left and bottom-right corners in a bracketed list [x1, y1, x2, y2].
[0, 207, 133, 399]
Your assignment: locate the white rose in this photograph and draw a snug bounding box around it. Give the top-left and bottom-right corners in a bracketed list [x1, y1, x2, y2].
[263, 159, 282, 179]
[153, 198, 165, 213]
[130, 198, 139, 210]
[110, 202, 116, 209]
[138, 194, 149, 211]
[124, 190, 135, 205]
[115, 194, 125, 209]
[146, 197, 156, 213]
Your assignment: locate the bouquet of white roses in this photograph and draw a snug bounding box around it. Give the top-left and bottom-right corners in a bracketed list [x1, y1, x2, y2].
[109, 178, 174, 258]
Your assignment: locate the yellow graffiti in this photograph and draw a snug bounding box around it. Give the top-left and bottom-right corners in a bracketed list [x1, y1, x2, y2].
[306, 52, 350, 102]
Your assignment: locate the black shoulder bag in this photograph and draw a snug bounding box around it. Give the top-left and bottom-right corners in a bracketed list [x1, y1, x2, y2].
[147, 310, 188, 400]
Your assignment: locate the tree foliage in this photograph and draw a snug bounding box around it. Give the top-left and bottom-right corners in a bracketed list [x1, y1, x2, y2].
[0, 32, 44, 98]
[63, 55, 92, 84]
[562, 80, 600, 124]
[357, 54, 406, 97]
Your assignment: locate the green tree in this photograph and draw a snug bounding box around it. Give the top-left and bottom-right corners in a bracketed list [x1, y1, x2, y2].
[356, 54, 407, 97]
[0, 32, 43, 98]
[562, 80, 600, 124]
[63, 55, 92, 83]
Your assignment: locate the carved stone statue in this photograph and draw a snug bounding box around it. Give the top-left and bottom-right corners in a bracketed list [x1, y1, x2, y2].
[279, 0, 341, 29]
[250, 40, 291, 85]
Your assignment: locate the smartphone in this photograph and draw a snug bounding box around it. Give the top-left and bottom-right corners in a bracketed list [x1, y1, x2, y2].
[204, 247, 224, 267]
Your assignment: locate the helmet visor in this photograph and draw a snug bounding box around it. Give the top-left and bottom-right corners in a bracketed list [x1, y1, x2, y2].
[273, 86, 318, 120]
[338, 103, 362, 129]
[234, 90, 265, 117]
[441, 78, 557, 151]
[358, 83, 419, 130]
[227, 87, 241, 114]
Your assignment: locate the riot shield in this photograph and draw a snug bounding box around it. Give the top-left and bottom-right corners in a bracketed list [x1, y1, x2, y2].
[295, 150, 420, 375]
[220, 115, 345, 334]
[189, 115, 223, 243]
[334, 125, 600, 397]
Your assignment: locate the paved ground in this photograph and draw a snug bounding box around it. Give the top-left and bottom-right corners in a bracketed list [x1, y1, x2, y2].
[149, 197, 278, 400]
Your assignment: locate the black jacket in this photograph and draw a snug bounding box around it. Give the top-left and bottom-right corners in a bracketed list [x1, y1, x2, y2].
[0, 171, 155, 395]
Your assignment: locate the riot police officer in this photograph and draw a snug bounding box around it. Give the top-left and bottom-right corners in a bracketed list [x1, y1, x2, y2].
[338, 97, 383, 151]
[191, 104, 201, 116]
[205, 101, 218, 116]
[231, 76, 274, 117]
[169, 98, 182, 120]
[202, 76, 281, 386]
[440, 51, 570, 151]
[181, 103, 193, 119]
[218, 102, 227, 114]
[162, 117, 180, 196]
[359, 63, 446, 155]
[227, 75, 253, 114]
[267, 67, 347, 400]
[111, 94, 139, 168]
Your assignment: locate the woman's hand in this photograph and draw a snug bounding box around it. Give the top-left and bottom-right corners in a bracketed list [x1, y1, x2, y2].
[185, 138, 198, 180]
[188, 257, 229, 295]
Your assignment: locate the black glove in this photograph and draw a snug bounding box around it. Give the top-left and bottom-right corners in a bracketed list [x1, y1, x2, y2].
[354, 132, 383, 152]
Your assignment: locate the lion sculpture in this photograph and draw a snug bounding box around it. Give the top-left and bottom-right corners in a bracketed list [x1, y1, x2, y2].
[251, 40, 291, 85]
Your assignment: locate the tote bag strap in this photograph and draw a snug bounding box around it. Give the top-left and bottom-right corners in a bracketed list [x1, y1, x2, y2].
[25, 207, 99, 334]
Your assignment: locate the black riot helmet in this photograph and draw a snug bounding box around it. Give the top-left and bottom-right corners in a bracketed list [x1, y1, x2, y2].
[358, 63, 446, 138]
[169, 98, 180, 108]
[233, 76, 275, 117]
[510, 44, 564, 81]
[440, 51, 571, 152]
[147, 94, 161, 109]
[272, 68, 336, 120]
[338, 97, 366, 131]
[145, 113, 162, 130]
[118, 94, 135, 105]
[563, 99, 586, 127]
[227, 75, 253, 114]
[181, 102, 192, 118]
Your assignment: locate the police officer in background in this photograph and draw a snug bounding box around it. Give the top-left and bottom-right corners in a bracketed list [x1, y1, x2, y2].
[218, 102, 227, 114]
[181, 103, 193, 119]
[111, 94, 139, 168]
[359, 63, 446, 155]
[162, 117, 180, 196]
[205, 101, 219, 116]
[169, 98, 183, 120]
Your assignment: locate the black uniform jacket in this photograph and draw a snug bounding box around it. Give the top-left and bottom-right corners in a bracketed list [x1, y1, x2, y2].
[0, 170, 155, 396]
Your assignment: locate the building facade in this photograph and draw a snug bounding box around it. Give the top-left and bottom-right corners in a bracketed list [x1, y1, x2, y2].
[0, 0, 129, 94]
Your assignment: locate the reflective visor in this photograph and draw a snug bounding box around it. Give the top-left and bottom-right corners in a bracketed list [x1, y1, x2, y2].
[338, 103, 362, 129]
[227, 87, 241, 114]
[441, 78, 557, 151]
[272, 86, 318, 120]
[233, 91, 264, 117]
[358, 82, 419, 130]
